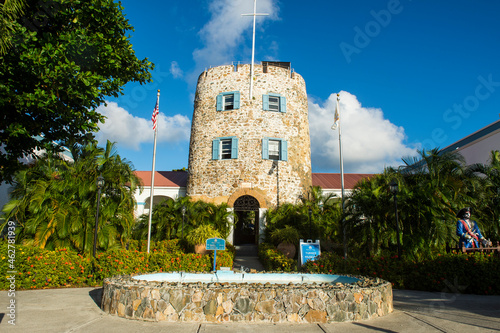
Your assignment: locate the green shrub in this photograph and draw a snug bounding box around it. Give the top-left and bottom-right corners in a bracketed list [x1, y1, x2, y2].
[270, 226, 300, 245]
[0, 240, 234, 290]
[0, 244, 93, 289]
[186, 224, 221, 246]
[126, 239, 183, 253]
[302, 252, 500, 295]
[258, 243, 297, 272]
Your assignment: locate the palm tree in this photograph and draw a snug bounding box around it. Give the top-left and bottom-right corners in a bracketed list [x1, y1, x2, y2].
[397, 148, 472, 257]
[345, 173, 394, 257]
[1, 140, 139, 253]
[0, 0, 26, 54]
[466, 150, 500, 240]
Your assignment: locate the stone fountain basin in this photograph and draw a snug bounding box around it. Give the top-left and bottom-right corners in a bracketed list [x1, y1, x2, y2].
[133, 271, 360, 284]
[101, 271, 393, 323]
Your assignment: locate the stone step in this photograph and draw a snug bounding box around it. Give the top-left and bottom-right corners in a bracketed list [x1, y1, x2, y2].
[234, 244, 258, 257]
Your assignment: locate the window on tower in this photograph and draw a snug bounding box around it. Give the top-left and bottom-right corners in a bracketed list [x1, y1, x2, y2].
[263, 93, 286, 113]
[216, 91, 240, 111]
[262, 137, 287, 161]
[212, 137, 239, 160]
[268, 140, 280, 160]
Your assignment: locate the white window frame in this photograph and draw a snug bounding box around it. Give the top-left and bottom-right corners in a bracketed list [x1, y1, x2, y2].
[263, 93, 286, 113]
[217, 91, 240, 111]
[212, 136, 239, 160]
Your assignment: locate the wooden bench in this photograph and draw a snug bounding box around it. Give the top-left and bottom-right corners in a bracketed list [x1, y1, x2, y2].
[446, 241, 500, 257]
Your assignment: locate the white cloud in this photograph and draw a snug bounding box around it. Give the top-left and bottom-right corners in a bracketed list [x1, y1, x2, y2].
[190, 0, 279, 78]
[170, 61, 184, 79]
[96, 102, 191, 150]
[308, 91, 417, 173]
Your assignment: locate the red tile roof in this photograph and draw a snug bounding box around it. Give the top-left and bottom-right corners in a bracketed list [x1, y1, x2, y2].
[135, 171, 188, 187]
[312, 173, 374, 190]
[135, 171, 374, 190]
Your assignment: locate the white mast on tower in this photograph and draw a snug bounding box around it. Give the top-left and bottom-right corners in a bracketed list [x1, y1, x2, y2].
[242, 0, 268, 100]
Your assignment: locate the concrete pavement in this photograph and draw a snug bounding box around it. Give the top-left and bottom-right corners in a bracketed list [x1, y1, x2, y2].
[1, 286, 500, 332]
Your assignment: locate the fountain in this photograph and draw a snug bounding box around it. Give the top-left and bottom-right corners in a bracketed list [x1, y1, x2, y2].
[101, 270, 393, 323]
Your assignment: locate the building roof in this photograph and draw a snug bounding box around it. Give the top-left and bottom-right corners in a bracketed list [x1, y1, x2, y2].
[135, 171, 373, 190]
[440, 119, 500, 154]
[135, 171, 188, 187]
[312, 173, 373, 190]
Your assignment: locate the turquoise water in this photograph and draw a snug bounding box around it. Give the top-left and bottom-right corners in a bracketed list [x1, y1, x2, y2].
[133, 271, 359, 284]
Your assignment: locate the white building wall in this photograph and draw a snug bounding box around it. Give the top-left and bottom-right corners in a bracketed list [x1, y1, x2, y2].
[134, 186, 187, 217]
[454, 131, 500, 166]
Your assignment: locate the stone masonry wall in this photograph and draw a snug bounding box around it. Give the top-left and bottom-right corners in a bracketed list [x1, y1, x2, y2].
[102, 275, 393, 323]
[187, 64, 312, 207]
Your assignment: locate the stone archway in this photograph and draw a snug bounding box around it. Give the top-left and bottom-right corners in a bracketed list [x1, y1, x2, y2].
[233, 195, 260, 245]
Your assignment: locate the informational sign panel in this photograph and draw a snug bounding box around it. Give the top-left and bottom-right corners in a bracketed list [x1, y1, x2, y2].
[206, 237, 226, 271]
[206, 238, 226, 251]
[299, 239, 321, 267]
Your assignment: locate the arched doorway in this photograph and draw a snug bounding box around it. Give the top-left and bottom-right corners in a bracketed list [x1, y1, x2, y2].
[233, 195, 260, 245]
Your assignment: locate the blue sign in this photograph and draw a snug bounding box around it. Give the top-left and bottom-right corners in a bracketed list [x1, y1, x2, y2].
[206, 238, 226, 251]
[299, 240, 321, 267]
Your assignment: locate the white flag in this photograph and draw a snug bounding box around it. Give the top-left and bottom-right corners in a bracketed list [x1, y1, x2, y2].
[331, 95, 340, 130]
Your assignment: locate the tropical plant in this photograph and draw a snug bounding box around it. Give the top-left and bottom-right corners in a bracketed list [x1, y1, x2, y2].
[205, 202, 234, 239]
[186, 224, 221, 247]
[133, 197, 234, 243]
[134, 198, 183, 242]
[397, 148, 472, 257]
[1, 140, 140, 253]
[0, 0, 153, 183]
[0, 0, 26, 54]
[345, 173, 394, 258]
[345, 148, 477, 259]
[270, 225, 300, 245]
[466, 150, 500, 240]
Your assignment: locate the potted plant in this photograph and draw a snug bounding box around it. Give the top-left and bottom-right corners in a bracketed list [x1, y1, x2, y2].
[270, 226, 300, 259]
[186, 224, 221, 254]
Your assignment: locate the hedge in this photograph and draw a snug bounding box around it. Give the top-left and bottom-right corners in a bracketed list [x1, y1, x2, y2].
[301, 251, 500, 295]
[0, 241, 234, 290]
[258, 243, 297, 272]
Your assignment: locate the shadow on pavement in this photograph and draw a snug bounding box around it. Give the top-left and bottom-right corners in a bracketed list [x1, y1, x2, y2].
[88, 288, 103, 308]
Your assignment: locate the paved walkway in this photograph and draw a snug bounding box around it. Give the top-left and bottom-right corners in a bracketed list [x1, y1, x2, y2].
[233, 244, 265, 272]
[2, 247, 499, 332]
[1, 287, 499, 332]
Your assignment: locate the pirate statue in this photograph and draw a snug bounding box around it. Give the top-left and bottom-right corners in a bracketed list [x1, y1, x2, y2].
[456, 207, 490, 248]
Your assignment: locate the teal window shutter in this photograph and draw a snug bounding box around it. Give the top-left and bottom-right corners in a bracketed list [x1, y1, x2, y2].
[231, 137, 239, 159]
[233, 91, 240, 109]
[281, 140, 288, 161]
[262, 94, 269, 110]
[212, 139, 220, 160]
[262, 137, 269, 159]
[280, 95, 286, 113]
[216, 94, 223, 111]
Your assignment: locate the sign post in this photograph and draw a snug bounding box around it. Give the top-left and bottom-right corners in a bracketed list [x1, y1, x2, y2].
[299, 239, 321, 267]
[206, 238, 226, 272]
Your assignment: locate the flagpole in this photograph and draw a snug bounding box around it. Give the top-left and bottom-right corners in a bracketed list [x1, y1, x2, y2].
[242, 0, 268, 101]
[147, 89, 160, 254]
[336, 94, 347, 259]
[249, 0, 257, 100]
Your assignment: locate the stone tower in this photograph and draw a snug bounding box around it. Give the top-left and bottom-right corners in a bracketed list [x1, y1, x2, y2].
[187, 62, 312, 212]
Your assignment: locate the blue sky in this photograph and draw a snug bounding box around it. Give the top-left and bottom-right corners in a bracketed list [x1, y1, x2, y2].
[97, 0, 500, 173]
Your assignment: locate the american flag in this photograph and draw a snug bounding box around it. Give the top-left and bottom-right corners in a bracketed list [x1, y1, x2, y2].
[152, 93, 159, 131]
